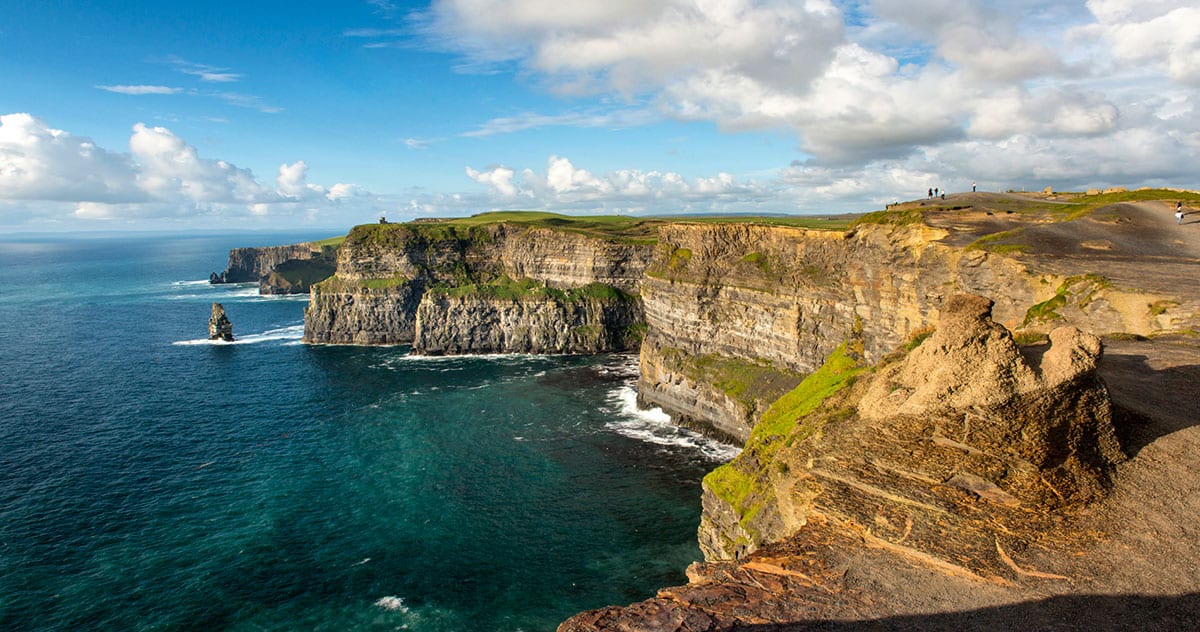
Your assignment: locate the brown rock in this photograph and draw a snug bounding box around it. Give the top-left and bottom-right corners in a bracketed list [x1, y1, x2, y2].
[208, 303, 234, 342]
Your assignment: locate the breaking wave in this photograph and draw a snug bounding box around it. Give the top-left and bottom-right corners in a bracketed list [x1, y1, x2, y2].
[172, 324, 305, 346]
[604, 386, 741, 462]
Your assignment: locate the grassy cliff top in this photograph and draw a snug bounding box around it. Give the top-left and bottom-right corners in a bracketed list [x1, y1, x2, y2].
[338, 188, 1198, 248]
[344, 211, 856, 247]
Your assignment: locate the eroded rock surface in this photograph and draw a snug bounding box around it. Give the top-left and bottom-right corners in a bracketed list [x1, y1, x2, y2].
[563, 294, 1130, 631]
[208, 302, 233, 342]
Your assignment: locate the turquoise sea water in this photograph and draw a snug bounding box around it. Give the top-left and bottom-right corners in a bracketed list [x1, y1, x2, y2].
[0, 233, 736, 631]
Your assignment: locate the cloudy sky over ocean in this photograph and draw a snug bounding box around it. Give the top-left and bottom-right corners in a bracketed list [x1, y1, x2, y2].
[2, 0, 1197, 230]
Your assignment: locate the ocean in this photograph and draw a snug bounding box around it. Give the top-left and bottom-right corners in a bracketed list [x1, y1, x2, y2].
[0, 232, 736, 631]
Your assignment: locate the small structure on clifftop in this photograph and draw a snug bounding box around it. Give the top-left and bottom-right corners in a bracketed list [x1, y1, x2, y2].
[208, 303, 234, 342]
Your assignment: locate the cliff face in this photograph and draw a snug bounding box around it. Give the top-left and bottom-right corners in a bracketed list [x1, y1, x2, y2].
[302, 222, 655, 353]
[636, 219, 1170, 440]
[302, 278, 422, 345]
[562, 295, 1127, 632]
[212, 243, 319, 284]
[414, 290, 643, 354]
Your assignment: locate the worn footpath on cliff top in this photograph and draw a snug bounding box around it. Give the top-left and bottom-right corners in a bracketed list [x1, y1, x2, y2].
[562, 194, 1200, 631]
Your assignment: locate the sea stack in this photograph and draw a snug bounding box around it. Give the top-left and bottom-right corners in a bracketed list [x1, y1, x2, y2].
[208, 303, 234, 342]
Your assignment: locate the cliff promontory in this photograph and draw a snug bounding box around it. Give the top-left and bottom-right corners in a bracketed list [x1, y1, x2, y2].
[210, 239, 339, 295]
[302, 214, 656, 353]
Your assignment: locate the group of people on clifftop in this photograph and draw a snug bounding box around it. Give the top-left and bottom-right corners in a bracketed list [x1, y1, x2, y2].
[925, 182, 978, 200]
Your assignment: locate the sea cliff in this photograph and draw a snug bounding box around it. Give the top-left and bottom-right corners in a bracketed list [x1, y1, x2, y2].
[211, 240, 339, 295]
[302, 217, 656, 353]
[280, 191, 1200, 630]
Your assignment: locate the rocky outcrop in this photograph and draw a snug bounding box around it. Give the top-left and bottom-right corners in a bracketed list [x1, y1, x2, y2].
[697, 294, 1122, 563]
[858, 295, 1123, 503]
[259, 254, 337, 295]
[210, 243, 328, 287]
[414, 289, 643, 354]
[636, 216, 1180, 440]
[208, 303, 233, 341]
[303, 222, 655, 351]
[636, 221, 1039, 438]
[563, 294, 1126, 630]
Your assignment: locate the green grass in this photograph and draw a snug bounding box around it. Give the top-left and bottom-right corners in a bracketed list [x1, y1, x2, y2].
[748, 342, 866, 456]
[673, 352, 804, 412]
[428, 276, 637, 304]
[995, 188, 1200, 222]
[311, 235, 346, 248]
[1023, 274, 1112, 325]
[1148, 300, 1179, 317]
[667, 247, 692, 270]
[966, 229, 1031, 254]
[702, 341, 866, 542]
[740, 252, 769, 273]
[267, 257, 336, 288]
[852, 208, 925, 227]
[665, 215, 855, 231]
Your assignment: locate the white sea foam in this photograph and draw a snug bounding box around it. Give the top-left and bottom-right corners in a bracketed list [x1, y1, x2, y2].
[604, 386, 741, 461]
[374, 596, 409, 612]
[172, 324, 305, 346]
[165, 282, 309, 303]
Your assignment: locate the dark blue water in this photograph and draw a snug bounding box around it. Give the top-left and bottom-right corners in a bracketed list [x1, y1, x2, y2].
[0, 233, 735, 631]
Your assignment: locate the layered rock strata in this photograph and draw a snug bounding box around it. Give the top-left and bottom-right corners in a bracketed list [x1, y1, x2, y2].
[637, 218, 1170, 440]
[698, 295, 1122, 563]
[211, 243, 320, 284]
[562, 295, 1126, 630]
[303, 222, 655, 353]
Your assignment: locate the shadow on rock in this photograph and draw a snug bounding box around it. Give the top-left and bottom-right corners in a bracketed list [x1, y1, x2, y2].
[735, 592, 1200, 631]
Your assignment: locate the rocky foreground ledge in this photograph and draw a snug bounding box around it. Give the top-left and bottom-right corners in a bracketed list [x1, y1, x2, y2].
[561, 297, 1200, 631]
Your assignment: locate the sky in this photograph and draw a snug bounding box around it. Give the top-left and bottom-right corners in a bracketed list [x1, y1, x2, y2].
[1, 0, 1198, 232]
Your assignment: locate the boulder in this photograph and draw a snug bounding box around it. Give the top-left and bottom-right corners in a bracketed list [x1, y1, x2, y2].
[859, 294, 1123, 503]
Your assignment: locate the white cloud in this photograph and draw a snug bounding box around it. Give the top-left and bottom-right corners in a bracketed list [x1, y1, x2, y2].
[466, 164, 519, 196]
[0, 113, 375, 228]
[97, 85, 183, 95]
[462, 107, 659, 137]
[464, 155, 770, 210]
[168, 56, 243, 83]
[326, 183, 362, 200]
[1074, 2, 1200, 86]
[0, 113, 146, 203]
[425, 0, 1199, 187]
[130, 122, 270, 204]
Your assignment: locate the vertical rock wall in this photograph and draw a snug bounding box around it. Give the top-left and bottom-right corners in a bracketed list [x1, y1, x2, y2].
[302, 222, 655, 352]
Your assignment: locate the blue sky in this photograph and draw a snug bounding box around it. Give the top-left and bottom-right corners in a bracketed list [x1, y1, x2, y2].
[1, 0, 1198, 231]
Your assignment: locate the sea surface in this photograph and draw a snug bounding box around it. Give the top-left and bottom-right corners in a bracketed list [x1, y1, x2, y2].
[0, 232, 737, 631]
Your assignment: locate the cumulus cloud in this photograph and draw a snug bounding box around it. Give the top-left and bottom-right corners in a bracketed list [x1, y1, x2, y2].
[466, 164, 519, 196]
[0, 113, 146, 203]
[0, 113, 371, 227]
[423, 0, 1199, 187]
[1074, 1, 1200, 86]
[464, 155, 768, 212]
